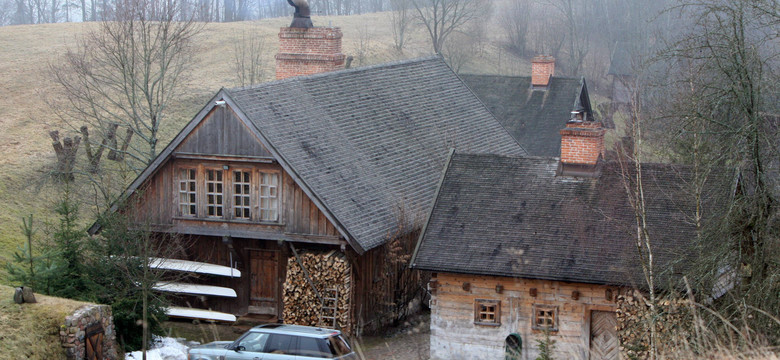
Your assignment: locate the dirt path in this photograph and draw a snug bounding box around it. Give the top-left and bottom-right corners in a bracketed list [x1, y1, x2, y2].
[356, 312, 430, 360]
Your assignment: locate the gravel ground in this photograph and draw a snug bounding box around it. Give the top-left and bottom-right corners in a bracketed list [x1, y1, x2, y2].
[357, 311, 430, 360]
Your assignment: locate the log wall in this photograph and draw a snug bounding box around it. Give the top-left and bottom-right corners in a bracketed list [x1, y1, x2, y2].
[430, 273, 620, 360]
[349, 231, 427, 335]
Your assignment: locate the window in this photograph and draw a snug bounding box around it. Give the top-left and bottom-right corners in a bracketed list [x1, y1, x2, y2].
[259, 172, 279, 221]
[327, 335, 352, 356]
[265, 334, 295, 355]
[205, 169, 224, 217]
[176, 165, 283, 223]
[235, 332, 269, 353]
[233, 170, 251, 220]
[532, 304, 558, 331]
[178, 168, 197, 217]
[294, 337, 330, 358]
[474, 299, 500, 326]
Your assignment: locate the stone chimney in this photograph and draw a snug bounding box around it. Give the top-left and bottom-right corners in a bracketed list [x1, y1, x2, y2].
[531, 55, 555, 88]
[275, 27, 347, 80]
[559, 109, 605, 175]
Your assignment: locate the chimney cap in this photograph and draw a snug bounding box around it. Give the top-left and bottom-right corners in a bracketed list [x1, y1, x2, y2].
[532, 55, 555, 63]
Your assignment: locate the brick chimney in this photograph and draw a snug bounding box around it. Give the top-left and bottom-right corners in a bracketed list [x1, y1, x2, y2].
[275, 27, 347, 80]
[531, 55, 555, 88]
[559, 109, 605, 171]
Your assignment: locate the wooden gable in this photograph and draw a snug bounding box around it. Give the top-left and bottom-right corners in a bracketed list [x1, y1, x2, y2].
[122, 100, 345, 247]
[175, 106, 272, 157]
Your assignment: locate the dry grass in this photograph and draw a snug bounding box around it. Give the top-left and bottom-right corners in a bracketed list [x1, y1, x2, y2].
[0, 285, 90, 360]
[0, 14, 528, 282]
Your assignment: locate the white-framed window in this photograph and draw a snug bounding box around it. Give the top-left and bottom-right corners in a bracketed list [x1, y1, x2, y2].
[205, 169, 224, 218]
[233, 170, 252, 220]
[474, 299, 501, 326]
[178, 168, 197, 217]
[259, 171, 279, 221]
[532, 304, 559, 331]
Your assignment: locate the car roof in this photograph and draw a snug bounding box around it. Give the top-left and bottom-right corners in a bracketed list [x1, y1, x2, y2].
[249, 324, 342, 338]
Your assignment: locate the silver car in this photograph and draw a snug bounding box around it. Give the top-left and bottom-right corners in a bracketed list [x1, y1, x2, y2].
[188, 324, 357, 360]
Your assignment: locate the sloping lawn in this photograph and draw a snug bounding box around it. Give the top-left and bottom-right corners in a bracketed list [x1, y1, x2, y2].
[0, 285, 89, 360]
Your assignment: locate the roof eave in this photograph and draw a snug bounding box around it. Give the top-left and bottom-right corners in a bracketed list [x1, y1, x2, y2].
[88, 90, 227, 235]
[410, 148, 456, 269]
[413, 265, 631, 287]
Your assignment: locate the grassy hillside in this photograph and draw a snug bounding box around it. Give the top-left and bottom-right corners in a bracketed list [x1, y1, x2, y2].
[0, 285, 90, 360]
[0, 13, 530, 282]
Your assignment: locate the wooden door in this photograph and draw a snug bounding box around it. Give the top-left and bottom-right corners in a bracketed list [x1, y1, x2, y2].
[85, 323, 104, 360]
[249, 250, 279, 315]
[590, 311, 619, 360]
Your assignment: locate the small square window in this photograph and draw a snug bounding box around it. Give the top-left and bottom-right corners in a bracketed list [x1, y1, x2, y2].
[474, 299, 500, 326]
[532, 304, 558, 331]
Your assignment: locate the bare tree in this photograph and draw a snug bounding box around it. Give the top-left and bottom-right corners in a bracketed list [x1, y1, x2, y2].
[352, 23, 374, 67]
[616, 77, 660, 359]
[441, 29, 476, 73]
[0, 0, 14, 23]
[499, 0, 530, 57]
[90, 209, 191, 358]
[410, 0, 487, 54]
[544, 0, 591, 75]
[526, 6, 565, 61]
[655, 0, 780, 341]
[50, 0, 202, 169]
[232, 28, 268, 87]
[389, 0, 412, 52]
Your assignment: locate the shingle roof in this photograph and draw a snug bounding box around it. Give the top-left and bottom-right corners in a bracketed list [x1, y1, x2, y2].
[224, 57, 526, 252]
[459, 75, 590, 157]
[411, 153, 731, 286]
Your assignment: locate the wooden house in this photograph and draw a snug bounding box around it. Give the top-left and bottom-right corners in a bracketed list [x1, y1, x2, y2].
[411, 115, 726, 358]
[460, 56, 600, 158]
[89, 21, 526, 334]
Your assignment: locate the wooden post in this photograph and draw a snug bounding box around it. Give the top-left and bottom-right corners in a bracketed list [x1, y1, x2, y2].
[49, 130, 81, 181]
[80, 126, 107, 173]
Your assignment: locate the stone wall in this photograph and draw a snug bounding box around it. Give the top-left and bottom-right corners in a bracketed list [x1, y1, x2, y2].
[60, 304, 118, 360]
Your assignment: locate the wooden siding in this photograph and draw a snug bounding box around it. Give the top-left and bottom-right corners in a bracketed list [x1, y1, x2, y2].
[127, 159, 339, 242]
[347, 231, 426, 335]
[175, 106, 271, 157]
[430, 273, 619, 360]
[282, 171, 338, 237]
[170, 235, 288, 318]
[129, 161, 175, 224]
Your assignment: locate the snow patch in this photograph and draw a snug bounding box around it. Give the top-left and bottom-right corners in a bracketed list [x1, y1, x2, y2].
[125, 336, 191, 360]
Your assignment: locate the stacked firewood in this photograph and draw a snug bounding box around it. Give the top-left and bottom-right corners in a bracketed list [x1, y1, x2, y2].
[283, 250, 351, 332]
[616, 289, 694, 359]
